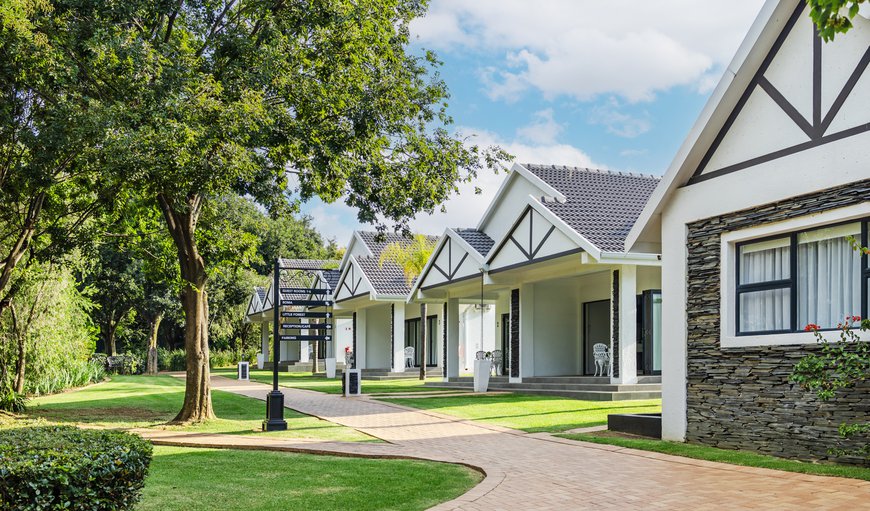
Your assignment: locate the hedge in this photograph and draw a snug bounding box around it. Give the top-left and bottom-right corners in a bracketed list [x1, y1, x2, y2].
[0, 426, 152, 511]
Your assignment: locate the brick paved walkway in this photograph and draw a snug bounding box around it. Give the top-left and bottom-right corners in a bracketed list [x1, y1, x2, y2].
[145, 376, 869, 510]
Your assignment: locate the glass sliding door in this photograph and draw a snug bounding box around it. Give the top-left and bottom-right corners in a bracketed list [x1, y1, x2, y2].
[426, 315, 438, 367]
[583, 300, 610, 376]
[404, 318, 420, 367]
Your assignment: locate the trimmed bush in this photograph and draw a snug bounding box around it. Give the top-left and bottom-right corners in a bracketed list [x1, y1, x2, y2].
[0, 426, 152, 511]
[159, 348, 186, 372]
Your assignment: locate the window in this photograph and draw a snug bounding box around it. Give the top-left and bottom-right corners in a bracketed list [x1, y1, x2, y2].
[736, 220, 867, 335]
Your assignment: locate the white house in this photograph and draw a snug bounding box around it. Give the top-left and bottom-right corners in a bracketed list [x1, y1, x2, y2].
[412, 163, 665, 395]
[627, 0, 870, 461]
[245, 259, 351, 370]
[333, 231, 442, 375]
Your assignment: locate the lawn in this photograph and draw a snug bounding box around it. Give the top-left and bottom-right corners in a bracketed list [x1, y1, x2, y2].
[559, 432, 870, 481]
[212, 368, 443, 395]
[139, 445, 481, 511]
[25, 375, 372, 442]
[383, 393, 661, 433]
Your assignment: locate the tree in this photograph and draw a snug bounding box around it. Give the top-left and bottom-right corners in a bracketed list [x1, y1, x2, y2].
[379, 234, 438, 379]
[49, 0, 505, 422]
[0, 0, 119, 320]
[809, 0, 867, 40]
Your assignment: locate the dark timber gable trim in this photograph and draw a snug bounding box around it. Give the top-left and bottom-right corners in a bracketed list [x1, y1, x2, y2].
[688, 1, 870, 185]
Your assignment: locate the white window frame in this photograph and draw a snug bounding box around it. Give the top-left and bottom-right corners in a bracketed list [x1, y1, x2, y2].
[720, 202, 870, 348]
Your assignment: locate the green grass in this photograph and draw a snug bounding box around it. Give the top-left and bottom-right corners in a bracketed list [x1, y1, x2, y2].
[558, 432, 870, 481]
[24, 375, 372, 442]
[212, 368, 442, 395]
[383, 393, 661, 433]
[139, 445, 482, 511]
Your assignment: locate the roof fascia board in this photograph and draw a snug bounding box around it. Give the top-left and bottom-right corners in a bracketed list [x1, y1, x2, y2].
[624, 0, 792, 251]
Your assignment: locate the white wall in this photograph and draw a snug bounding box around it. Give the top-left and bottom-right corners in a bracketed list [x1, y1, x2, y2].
[532, 279, 581, 376]
[479, 174, 547, 243]
[365, 304, 392, 369]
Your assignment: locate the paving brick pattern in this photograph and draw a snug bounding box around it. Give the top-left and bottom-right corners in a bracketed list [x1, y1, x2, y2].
[146, 376, 869, 510]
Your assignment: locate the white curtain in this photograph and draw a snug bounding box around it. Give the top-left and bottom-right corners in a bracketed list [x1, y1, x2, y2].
[797, 224, 861, 329]
[739, 239, 790, 332]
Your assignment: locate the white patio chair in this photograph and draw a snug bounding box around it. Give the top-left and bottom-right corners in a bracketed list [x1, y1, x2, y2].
[475, 350, 487, 360]
[592, 343, 609, 377]
[404, 346, 415, 368]
[491, 350, 504, 376]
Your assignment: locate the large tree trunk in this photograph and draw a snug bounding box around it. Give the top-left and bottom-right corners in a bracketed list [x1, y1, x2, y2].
[158, 193, 215, 423]
[103, 322, 118, 356]
[420, 303, 427, 380]
[10, 305, 25, 394]
[146, 312, 164, 375]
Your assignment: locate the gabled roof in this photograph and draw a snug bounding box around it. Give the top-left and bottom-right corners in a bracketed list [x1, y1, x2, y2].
[278, 258, 339, 270]
[321, 269, 341, 291]
[522, 164, 660, 253]
[454, 229, 495, 258]
[335, 231, 439, 300]
[626, 0, 802, 250]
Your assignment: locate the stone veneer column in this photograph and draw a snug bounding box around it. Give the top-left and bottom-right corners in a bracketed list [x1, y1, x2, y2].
[391, 303, 406, 373]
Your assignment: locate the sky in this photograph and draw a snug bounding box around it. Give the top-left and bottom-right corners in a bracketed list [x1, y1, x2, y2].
[299, 0, 767, 244]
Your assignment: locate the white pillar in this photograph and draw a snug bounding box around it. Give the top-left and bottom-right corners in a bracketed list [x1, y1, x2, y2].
[299, 340, 310, 362]
[518, 283, 535, 382]
[612, 265, 638, 385]
[261, 323, 270, 363]
[356, 308, 367, 370]
[446, 298, 460, 380]
[391, 303, 406, 373]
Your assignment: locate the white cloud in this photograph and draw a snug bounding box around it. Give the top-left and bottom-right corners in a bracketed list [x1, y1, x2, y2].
[412, 0, 764, 102]
[408, 126, 600, 233]
[589, 97, 651, 138]
[516, 109, 564, 144]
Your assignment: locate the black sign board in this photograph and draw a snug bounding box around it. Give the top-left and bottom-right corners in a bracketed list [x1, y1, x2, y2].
[281, 323, 333, 330]
[279, 334, 332, 342]
[280, 287, 330, 295]
[281, 311, 332, 319]
[280, 299, 333, 307]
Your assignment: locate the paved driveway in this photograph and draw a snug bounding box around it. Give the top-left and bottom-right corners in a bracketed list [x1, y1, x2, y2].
[145, 376, 869, 510]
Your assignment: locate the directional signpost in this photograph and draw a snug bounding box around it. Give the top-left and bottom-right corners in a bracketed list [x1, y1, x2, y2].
[263, 259, 335, 432]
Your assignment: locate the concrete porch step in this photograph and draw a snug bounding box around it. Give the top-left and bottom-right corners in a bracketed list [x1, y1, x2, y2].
[424, 383, 661, 401]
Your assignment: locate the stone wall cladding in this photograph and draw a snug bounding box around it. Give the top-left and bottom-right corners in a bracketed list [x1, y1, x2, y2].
[611, 270, 620, 378]
[352, 312, 357, 369]
[390, 304, 394, 370]
[510, 289, 520, 378]
[443, 302, 448, 377]
[685, 179, 870, 464]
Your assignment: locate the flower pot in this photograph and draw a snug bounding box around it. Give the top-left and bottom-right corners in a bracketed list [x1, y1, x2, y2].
[325, 357, 337, 378]
[256, 353, 265, 370]
[473, 359, 492, 392]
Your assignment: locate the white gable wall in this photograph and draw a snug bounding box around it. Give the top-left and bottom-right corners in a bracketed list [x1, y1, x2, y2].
[478, 173, 548, 243]
[660, 8, 870, 441]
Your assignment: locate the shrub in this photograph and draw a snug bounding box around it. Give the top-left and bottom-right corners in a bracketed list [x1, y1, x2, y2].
[159, 348, 187, 372]
[0, 389, 26, 413]
[26, 358, 107, 396]
[0, 426, 152, 511]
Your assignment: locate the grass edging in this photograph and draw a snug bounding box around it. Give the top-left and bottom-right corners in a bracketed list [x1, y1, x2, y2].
[557, 432, 870, 481]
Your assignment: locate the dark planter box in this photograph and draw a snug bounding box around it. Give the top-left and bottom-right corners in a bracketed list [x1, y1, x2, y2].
[607, 413, 662, 439]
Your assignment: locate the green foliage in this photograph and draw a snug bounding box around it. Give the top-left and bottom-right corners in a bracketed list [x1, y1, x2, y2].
[378, 234, 439, 286]
[0, 389, 27, 413]
[26, 359, 106, 396]
[0, 426, 152, 511]
[792, 318, 869, 459]
[809, 0, 867, 41]
[158, 348, 187, 372]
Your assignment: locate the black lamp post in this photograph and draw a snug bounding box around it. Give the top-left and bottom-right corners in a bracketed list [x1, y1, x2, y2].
[264, 258, 288, 431]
